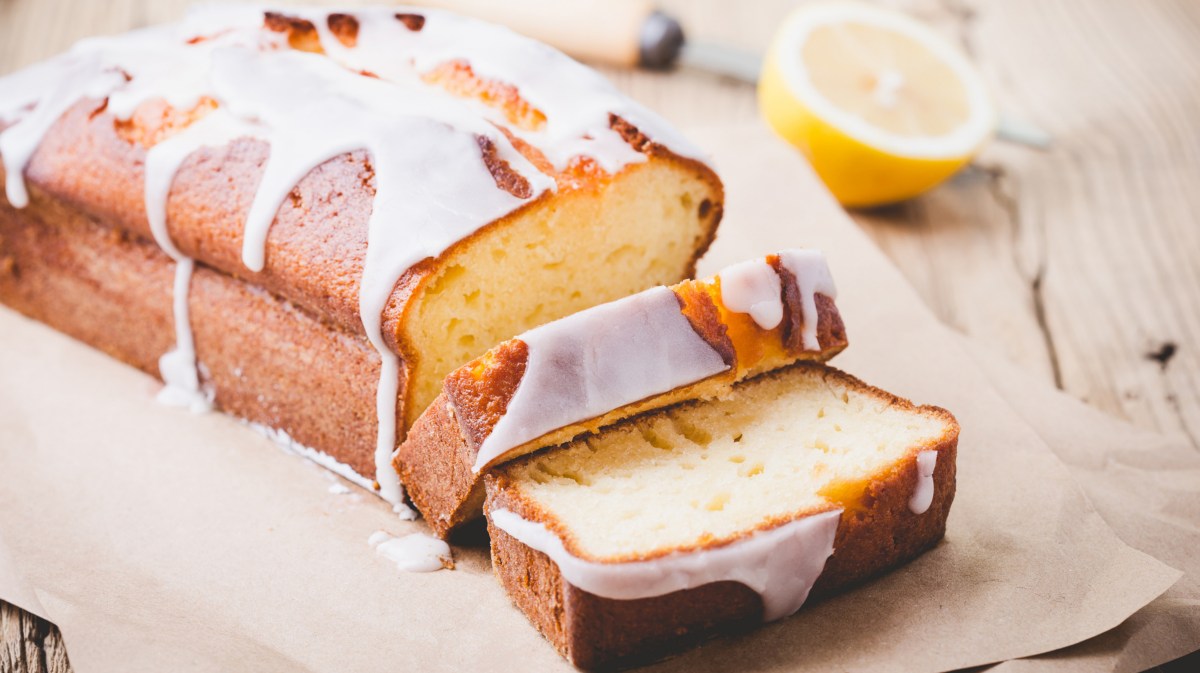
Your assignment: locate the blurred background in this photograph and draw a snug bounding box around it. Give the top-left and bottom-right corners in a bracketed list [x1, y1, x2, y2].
[1, 0, 1197, 670]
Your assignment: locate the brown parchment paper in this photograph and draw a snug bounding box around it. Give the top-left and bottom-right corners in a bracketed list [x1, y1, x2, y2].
[0, 122, 1189, 673]
[959, 334, 1200, 673]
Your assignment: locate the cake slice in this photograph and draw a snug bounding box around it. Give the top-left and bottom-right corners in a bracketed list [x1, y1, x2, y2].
[395, 250, 848, 537]
[485, 362, 958, 670]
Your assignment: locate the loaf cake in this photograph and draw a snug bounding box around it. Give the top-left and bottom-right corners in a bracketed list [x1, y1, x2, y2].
[0, 6, 722, 501]
[397, 249, 848, 538]
[486, 362, 959, 669]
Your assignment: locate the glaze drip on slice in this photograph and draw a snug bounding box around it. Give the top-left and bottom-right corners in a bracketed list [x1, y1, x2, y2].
[716, 250, 837, 345]
[474, 286, 731, 473]
[491, 507, 841, 621]
[718, 257, 784, 330]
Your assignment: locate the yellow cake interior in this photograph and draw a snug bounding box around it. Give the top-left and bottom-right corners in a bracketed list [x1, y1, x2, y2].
[403, 158, 720, 429]
[502, 365, 953, 560]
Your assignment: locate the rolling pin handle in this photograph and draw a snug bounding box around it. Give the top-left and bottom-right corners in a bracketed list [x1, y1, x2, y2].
[638, 11, 685, 69]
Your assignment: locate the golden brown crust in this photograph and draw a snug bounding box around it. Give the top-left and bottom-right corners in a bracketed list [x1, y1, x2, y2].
[394, 13, 426, 32]
[484, 363, 959, 669]
[325, 13, 360, 48]
[487, 494, 765, 670]
[263, 12, 324, 53]
[813, 293, 847, 355]
[673, 281, 737, 368]
[475, 135, 535, 198]
[487, 492, 764, 670]
[396, 393, 484, 535]
[423, 60, 547, 132]
[609, 115, 656, 155]
[770, 254, 848, 356]
[396, 271, 848, 539]
[443, 339, 530, 458]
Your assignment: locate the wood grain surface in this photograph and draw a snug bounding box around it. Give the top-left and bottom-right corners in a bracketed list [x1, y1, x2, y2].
[1, 0, 1197, 671]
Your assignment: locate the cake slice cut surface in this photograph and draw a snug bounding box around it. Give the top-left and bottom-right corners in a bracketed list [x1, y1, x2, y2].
[485, 362, 958, 669]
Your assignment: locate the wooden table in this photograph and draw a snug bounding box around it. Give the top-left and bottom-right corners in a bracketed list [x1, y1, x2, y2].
[2, 0, 1197, 670]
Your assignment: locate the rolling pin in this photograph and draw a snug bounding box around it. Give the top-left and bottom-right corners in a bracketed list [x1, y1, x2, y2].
[414, 0, 1049, 148]
[412, 0, 758, 78]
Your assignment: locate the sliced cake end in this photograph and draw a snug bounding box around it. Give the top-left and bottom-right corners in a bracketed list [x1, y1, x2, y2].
[484, 362, 958, 670]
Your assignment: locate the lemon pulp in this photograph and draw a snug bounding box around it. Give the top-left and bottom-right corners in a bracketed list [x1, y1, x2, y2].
[759, 3, 994, 207]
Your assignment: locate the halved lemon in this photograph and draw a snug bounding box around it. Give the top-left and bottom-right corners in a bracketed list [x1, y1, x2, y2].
[759, 2, 995, 207]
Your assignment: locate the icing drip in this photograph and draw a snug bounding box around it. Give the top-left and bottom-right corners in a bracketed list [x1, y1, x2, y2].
[0, 6, 708, 502]
[909, 450, 938, 514]
[146, 110, 257, 412]
[1, 60, 124, 208]
[777, 249, 838, 351]
[473, 286, 730, 472]
[718, 258, 784, 330]
[153, 260, 211, 412]
[369, 531, 454, 572]
[491, 508, 842, 621]
[253, 420, 419, 512]
[2, 24, 268, 408]
[250, 422, 376, 494]
[210, 47, 551, 503]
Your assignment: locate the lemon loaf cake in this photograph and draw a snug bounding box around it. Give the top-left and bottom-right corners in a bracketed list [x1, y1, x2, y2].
[0, 6, 722, 501]
[396, 250, 847, 538]
[485, 362, 958, 669]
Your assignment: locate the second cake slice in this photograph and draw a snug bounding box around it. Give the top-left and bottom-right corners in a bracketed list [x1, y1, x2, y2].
[395, 249, 848, 537]
[486, 362, 959, 669]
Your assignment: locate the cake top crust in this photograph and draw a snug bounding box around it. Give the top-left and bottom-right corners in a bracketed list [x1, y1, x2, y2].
[0, 6, 705, 309]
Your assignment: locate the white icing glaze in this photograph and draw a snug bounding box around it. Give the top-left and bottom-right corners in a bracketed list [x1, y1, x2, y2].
[0, 6, 708, 502]
[370, 531, 453, 573]
[152, 259, 213, 413]
[299, 6, 706, 172]
[1, 61, 124, 208]
[491, 507, 842, 621]
[473, 286, 730, 472]
[909, 450, 939, 514]
[253, 421, 419, 515]
[777, 249, 838, 351]
[249, 421, 377, 496]
[145, 110, 257, 412]
[717, 257, 783, 330]
[1, 19, 266, 207]
[393, 502, 419, 521]
[327, 483, 352, 495]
